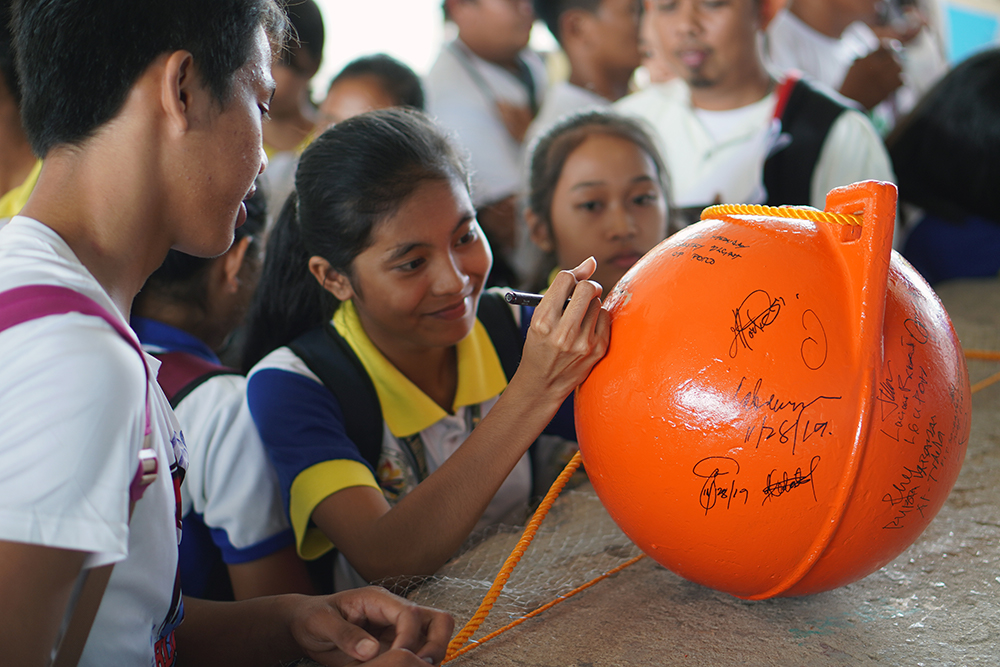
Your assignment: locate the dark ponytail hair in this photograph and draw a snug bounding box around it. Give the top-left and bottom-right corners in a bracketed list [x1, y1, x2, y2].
[242, 108, 471, 371]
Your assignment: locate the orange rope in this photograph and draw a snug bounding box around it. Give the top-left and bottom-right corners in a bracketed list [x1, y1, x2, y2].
[444, 450, 583, 660]
[966, 349, 1000, 361]
[964, 349, 1000, 394]
[443, 554, 647, 663]
[971, 370, 1000, 394]
[701, 203, 863, 227]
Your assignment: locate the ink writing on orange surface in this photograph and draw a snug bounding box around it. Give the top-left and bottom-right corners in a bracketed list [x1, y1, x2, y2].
[762, 456, 821, 504]
[736, 376, 840, 455]
[729, 290, 784, 358]
[800, 309, 828, 370]
[693, 457, 749, 515]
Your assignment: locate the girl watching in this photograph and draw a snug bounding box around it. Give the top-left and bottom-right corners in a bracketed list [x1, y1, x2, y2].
[525, 110, 673, 296]
[242, 108, 609, 591]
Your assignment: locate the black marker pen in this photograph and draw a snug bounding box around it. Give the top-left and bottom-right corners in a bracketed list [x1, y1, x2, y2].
[504, 290, 575, 309]
[504, 290, 544, 307]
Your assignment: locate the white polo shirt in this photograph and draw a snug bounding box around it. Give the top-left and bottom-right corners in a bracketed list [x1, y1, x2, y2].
[0, 216, 185, 666]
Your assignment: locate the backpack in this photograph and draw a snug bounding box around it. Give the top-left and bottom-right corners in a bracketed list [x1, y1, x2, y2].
[287, 290, 524, 472]
[675, 75, 852, 227]
[763, 74, 851, 207]
[0, 284, 159, 667]
[287, 290, 525, 592]
[144, 346, 239, 601]
[153, 350, 238, 407]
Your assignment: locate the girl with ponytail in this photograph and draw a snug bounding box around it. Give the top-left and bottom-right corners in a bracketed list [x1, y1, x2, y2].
[243, 108, 609, 590]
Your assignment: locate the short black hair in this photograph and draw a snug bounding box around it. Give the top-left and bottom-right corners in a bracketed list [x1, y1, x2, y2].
[330, 54, 425, 111]
[888, 48, 1000, 223]
[282, 0, 324, 65]
[141, 184, 267, 304]
[533, 0, 602, 44]
[12, 0, 286, 157]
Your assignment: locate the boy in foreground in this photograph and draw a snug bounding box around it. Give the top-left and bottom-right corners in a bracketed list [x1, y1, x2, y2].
[0, 1, 451, 665]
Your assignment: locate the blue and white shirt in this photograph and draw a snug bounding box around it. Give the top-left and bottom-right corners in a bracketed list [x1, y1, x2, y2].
[246, 299, 537, 588]
[134, 317, 294, 599]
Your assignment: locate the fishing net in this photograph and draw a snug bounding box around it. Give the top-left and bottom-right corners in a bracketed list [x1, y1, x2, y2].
[379, 479, 643, 647]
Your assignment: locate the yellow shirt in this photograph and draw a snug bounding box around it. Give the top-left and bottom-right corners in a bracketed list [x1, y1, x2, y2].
[0, 159, 42, 219]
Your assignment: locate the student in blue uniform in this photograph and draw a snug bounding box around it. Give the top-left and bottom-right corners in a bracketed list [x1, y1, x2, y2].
[131, 188, 314, 600]
[242, 108, 610, 591]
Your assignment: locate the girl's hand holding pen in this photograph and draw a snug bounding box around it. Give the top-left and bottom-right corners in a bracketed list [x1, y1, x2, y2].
[509, 256, 611, 408]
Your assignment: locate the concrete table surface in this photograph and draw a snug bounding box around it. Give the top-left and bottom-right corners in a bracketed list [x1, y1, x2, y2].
[443, 278, 1000, 667]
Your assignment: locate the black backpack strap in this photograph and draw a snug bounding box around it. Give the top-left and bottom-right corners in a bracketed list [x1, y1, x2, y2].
[476, 291, 523, 382]
[288, 323, 383, 471]
[152, 350, 239, 408]
[763, 77, 850, 207]
[288, 295, 521, 471]
[170, 370, 239, 408]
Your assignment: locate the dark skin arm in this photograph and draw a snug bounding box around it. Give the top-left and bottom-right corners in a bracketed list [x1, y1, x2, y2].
[312, 259, 611, 583]
[0, 541, 87, 667]
[839, 45, 903, 110]
[228, 543, 316, 600]
[0, 541, 451, 666]
[176, 587, 453, 667]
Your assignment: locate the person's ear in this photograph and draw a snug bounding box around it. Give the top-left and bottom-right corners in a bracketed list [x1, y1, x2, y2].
[445, 0, 471, 21]
[560, 9, 590, 46]
[308, 256, 354, 301]
[161, 50, 197, 134]
[219, 236, 252, 294]
[754, 0, 769, 29]
[526, 208, 555, 254]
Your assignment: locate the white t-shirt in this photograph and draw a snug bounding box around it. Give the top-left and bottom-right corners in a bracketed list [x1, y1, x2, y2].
[525, 81, 609, 151]
[0, 216, 185, 666]
[425, 39, 547, 206]
[173, 374, 293, 557]
[764, 9, 948, 133]
[614, 78, 896, 212]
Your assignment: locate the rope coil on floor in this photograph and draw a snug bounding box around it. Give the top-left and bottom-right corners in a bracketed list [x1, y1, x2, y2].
[444, 554, 646, 663]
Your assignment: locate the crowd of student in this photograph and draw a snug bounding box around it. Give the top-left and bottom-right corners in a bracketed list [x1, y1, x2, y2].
[0, 0, 998, 665]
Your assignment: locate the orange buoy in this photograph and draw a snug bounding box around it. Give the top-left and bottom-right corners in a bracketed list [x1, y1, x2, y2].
[575, 181, 970, 599]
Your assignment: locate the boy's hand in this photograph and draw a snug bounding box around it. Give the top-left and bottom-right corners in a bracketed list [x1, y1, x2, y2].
[291, 587, 454, 666]
[495, 101, 533, 144]
[839, 45, 904, 110]
[515, 256, 611, 406]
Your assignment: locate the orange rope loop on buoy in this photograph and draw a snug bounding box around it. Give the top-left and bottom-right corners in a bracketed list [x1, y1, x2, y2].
[444, 450, 584, 660]
[701, 203, 863, 227]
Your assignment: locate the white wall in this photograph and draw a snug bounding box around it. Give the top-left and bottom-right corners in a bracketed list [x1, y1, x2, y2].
[311, 0, 558, 96]
[313, 0, 446, 91]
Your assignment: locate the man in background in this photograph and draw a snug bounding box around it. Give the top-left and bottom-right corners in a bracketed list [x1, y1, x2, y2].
[616, 0, 896, 233]
[528, 0, 643, 143]
[425, 0, 546, 286]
